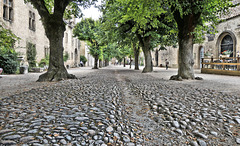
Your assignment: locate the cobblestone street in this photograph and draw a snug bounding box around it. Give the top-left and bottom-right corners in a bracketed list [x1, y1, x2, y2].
[0, 66, 240, 145]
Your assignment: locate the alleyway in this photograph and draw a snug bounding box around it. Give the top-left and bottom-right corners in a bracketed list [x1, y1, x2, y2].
[0, 66, 240, 145]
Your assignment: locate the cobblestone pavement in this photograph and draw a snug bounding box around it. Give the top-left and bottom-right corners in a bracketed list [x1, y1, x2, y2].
[0, 67, 240, 145]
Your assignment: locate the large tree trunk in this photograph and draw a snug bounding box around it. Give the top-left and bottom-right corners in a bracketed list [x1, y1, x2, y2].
[170, 9, 201, 80]
[177, 33, 195, 79]
[142, 46, 153, 73]
[37, 17, 76, 82]
[137, 35, 152, 73]
[105, 60, 109, 66]
[134, 46, 140, 70]
[93, 55, 99, 69]
[99, 59, 102, 68]
[30, 0, 76, 82]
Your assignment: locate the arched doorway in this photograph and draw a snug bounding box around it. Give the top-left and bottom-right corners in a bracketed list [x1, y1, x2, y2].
[221, 35, 233, 57]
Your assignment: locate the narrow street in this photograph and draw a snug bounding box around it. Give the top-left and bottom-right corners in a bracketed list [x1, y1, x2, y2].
[0, 66, 240, 145]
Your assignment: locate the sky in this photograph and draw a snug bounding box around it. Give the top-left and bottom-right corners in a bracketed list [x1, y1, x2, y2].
[81, 1, 102, 20]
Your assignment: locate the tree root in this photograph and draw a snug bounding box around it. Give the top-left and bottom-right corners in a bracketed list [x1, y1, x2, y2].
[37, 72, 77, 82]
[170, 75, 204, 81]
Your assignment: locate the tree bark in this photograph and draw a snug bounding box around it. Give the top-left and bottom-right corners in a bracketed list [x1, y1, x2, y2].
[105, 60, 109, 66]
[134, 46, 140, 70]
[142, 46, 153, 73]
[93, 55, 99, 69]
[176, 32, 195, 79]
[99, 59, 102, 68]
[129, 55, 132, 69]
[137, 34, 153, 73]
[123, 58, 126, 67]
[37, 16, 76, 82]
[30, 0, 76, 82]
[170, 9, 201, 80]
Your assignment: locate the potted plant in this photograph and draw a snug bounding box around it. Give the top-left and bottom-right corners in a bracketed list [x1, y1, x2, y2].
[204, 50, 211, 58]
[222, 50, 232, 57]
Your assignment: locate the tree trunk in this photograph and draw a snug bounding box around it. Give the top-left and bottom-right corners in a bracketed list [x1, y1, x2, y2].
[142, 46, 153, 73]
[105, 60, 109, 66]
[123, 58, 126, 67]
[37, 19, 76, 82]
[170, 10, 201, 80]
[176, 34, 195, 79]
[99, 59, 102, 68]
[93, 55, 99, 69]
[129, 55, 132, 69]
[137, 35, 152, 73]
[134, 46, 140, 70]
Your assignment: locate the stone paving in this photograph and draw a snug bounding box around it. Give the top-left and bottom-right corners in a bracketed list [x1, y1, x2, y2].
[0, 66, 240, 145]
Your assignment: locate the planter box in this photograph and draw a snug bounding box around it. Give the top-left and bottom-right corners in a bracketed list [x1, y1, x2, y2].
[31, 67, 44, 73]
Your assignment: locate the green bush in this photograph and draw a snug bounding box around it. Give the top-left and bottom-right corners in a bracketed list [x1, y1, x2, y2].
[0, 46, 18, 74]
[80, 55, 87, 64]
[39, 55, 49, 67]
[64, 52, 69, 62]
[27, 43, 37, 68]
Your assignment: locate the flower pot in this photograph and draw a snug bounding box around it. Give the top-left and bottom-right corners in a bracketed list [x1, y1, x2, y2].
[222, 55, 230, 58]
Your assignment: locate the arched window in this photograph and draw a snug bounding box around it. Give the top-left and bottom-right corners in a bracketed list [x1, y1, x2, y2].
[221, 35, 233, 56]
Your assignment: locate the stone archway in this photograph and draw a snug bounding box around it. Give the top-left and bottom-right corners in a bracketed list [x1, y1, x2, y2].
[216, 31, 237, 57]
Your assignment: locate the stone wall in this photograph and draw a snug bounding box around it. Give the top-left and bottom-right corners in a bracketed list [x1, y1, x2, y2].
[0, 1, 49, 63]
[152, 9, 240, 69]
[0, 0, 83, 68]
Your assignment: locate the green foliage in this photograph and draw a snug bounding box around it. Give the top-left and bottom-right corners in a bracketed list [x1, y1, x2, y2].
[0, 25, 20, 49]
[27, 43, 37, 68]
[39, 55, 49, 67]
[80, 55, 87, 64]
[0, 46, 18, 74]
[0, 25, 19, 74]
[64, 52, 69, 62]
[74, 18, 102, 58]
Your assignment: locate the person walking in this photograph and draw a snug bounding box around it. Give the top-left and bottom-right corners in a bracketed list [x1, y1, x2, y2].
[165, 59, 169, 70]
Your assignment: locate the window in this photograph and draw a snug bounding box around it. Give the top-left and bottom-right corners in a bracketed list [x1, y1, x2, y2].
[3, 0, 13, 21]
[29, 11, 36, 31]
[65, 33, 68, 43]
[44, 47, 50, 58]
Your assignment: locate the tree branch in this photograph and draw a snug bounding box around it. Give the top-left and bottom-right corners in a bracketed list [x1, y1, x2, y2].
[28, 0, 50, 18]
[54, 0, 71, 15]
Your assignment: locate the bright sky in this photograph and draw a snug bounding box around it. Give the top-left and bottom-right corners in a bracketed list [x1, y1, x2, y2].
[82, 1, 102, 20]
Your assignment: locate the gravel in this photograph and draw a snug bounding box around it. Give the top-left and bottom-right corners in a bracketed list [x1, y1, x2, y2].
[0, 66, 239, 145]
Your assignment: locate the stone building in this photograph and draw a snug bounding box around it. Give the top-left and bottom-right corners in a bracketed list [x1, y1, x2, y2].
[153, 3, 240, 69]
[0, 0, 82, 68]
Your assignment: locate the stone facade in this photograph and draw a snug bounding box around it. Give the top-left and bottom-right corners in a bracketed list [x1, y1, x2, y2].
[85, 44, 95, 67]
[0, 0, 83, 68]
[153, 4, 240, 69]
[63, 19, 82, 68]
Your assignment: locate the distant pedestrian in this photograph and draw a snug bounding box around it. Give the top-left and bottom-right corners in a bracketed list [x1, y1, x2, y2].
[80, 61, 83, 67]
[165, 59, 169, 70]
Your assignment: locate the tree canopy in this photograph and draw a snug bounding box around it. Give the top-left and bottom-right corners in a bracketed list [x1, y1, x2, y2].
[74, 18, 102, 69]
